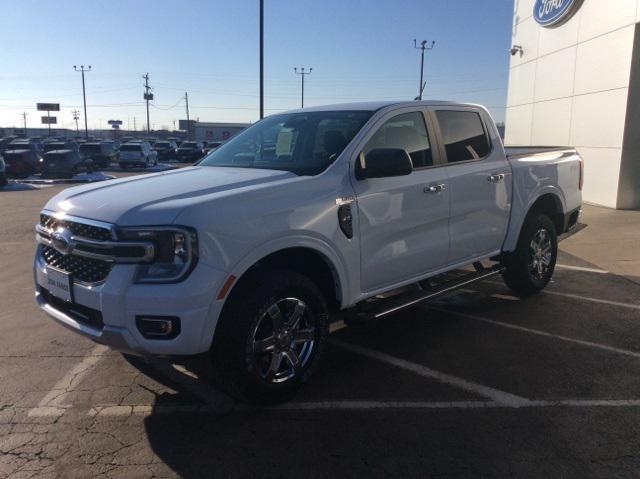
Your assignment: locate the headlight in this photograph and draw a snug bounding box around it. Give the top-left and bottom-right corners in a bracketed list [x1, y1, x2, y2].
[118, 226, 198, 283]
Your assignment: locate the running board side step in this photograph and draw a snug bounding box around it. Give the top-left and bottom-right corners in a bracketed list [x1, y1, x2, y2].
[348, 265, 504, 323]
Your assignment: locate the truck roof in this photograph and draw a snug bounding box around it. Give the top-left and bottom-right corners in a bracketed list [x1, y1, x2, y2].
[283, 100, 483, 114]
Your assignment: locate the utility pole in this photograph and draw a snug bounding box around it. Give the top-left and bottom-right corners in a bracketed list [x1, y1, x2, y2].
[294, 67, 312, 108]
[72, 110, 80, 134]
[21, 112, 28, 131]
[184, 91, 190, 139]
[133, 117, 137, 132]
[142, 73, 153, 136]
[73, 65, 92, 138]
[259, 0, 264, 119]
[413, 39, 435, 100]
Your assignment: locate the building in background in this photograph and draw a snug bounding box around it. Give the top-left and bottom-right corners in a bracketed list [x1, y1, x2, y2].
[506, 0, 640, 209]
[192, 122, 250, 142]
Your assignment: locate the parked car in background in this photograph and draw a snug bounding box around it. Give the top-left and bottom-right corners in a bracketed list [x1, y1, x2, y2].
[3, 140, 42, 178]
[118, 141, 157, 169]
[41, 149, 92, 179]
[79, 141, 119, 168]
[43, 141, 79, 155]
[176, 141, 204, 162]
[0, 136, 18, 154]
[203, 140, 224, 156]
[0, 155, 7, 187]
[33, 101, 582, 403]
[153, 141, 178, 161]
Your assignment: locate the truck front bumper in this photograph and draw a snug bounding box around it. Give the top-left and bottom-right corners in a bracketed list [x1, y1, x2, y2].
[34, 246, 228, 357]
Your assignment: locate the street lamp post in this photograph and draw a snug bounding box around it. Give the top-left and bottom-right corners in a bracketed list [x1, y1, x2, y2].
[73, 65, 92, 138]
[413, 40, 435, 100]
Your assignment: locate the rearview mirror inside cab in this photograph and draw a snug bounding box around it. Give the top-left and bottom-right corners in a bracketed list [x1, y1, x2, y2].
[356, 148, 413, 180]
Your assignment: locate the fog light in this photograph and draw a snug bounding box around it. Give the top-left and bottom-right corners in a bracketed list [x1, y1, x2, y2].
[136, 316, 180, 340]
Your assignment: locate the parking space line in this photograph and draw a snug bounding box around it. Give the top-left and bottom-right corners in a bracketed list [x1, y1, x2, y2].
[556, 264, 609, 274]
[330, 339, 530, 407]
[484, 279, 640, 310]
[427, 307, 640, 359]
[28, 344, 109, 417]
[542, 290, 640, 310]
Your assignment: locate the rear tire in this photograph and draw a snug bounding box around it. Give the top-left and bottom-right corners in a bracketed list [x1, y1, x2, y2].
[502, 213, 557, 296]
[206, 270, 329, 404]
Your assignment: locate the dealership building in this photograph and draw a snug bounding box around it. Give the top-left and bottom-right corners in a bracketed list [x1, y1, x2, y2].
[506, 0, 640, 209]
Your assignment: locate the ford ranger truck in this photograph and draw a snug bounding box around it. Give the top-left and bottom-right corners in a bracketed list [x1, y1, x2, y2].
[34, 101, 582, 403]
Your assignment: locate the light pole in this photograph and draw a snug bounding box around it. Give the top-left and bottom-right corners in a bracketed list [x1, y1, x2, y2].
[294, 67, 312, 108]
[73, 65, 92, 138]
[413, 40, 435, 100]
[259, 0, 264, 119]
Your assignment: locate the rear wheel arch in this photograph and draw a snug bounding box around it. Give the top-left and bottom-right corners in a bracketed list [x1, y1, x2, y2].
[528, 193, 564, 234]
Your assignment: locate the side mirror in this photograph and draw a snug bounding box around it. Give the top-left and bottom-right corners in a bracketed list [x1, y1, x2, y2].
[356, 148, 413, 180]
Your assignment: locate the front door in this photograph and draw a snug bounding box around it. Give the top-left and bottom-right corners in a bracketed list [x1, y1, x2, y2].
[352, 109, 450, 292]
[431, 108, 511, 264]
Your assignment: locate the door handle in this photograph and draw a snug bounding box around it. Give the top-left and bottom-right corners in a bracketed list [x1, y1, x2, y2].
[424, 183, 446, 193]
[488, 173, 505, 183]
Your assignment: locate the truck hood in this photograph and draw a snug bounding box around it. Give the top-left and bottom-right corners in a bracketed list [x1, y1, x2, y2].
[43, 166, 296, 225]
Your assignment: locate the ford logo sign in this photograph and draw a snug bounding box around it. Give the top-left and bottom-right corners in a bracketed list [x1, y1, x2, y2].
[51, 228, 74, 255]
[534, 0, 583, 28]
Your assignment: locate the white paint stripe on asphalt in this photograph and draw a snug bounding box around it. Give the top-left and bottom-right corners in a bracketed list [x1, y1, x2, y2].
[87, 399, 640, 416]
[330, 339, 530, 407]
[556, 264, 609, 274]
[542, 290, 640, 311]
[484, 279, 640, 310]
[28, 344, 109, 417]
[428, 307, 640, 359]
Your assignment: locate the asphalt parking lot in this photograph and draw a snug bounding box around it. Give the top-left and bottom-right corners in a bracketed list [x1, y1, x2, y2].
[1, 178, 640, 478]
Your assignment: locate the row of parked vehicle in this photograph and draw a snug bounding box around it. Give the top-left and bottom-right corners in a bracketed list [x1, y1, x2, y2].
[0, 136, 225, 181]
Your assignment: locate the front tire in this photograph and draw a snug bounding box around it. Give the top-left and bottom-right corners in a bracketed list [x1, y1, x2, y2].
[207, 270, 329, 403]
[502, 213, 557, 296]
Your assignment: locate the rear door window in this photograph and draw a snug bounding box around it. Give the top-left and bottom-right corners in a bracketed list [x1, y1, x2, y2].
[435, 110, 491, 163]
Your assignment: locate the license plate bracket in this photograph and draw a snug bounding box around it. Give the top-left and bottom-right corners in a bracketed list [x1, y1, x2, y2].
[46, 266, 73, 302]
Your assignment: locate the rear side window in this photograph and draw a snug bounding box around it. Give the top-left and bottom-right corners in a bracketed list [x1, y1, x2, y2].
[435, 110, 490, 163]
[364, 111, 433, 168]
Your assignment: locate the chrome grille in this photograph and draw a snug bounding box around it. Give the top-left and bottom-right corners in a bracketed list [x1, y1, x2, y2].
[42, 246, 112, 284]
[40, 214, 113, 241]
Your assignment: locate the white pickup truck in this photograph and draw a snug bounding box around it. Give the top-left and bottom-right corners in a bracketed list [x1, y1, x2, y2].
[34, 101, 582, 402]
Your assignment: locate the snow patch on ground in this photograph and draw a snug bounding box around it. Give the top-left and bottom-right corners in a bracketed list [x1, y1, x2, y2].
[19, 171, 116, 184]
[0, 181, 50, 191]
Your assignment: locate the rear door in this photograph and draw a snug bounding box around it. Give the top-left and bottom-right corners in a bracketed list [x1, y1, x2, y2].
[430, 107, 511, 264]
[352, 107, 450, 292]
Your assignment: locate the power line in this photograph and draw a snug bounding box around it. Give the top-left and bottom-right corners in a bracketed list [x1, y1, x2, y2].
[72, 109, 80, 133]
[73, 64, 92, 138]
[294, 67, 312, 108]
[142, 73, 153, 135]
[185, 91, 190, 139]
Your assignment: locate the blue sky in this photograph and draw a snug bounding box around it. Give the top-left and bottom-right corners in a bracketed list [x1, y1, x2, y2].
[0, 0, 514, 130]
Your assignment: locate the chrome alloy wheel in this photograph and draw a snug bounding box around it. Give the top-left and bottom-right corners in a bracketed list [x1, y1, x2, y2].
[529, 228, 552, 280]
[251, 298, 316, 384]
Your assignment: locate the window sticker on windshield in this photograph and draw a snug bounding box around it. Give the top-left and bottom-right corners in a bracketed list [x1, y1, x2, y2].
[276, 129, 295, 156]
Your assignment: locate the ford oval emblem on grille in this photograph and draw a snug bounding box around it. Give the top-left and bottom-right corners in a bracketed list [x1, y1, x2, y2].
[51, 228, 74, 255]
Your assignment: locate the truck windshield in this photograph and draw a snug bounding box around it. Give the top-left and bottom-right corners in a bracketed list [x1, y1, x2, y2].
[199, 110, 373, 175]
